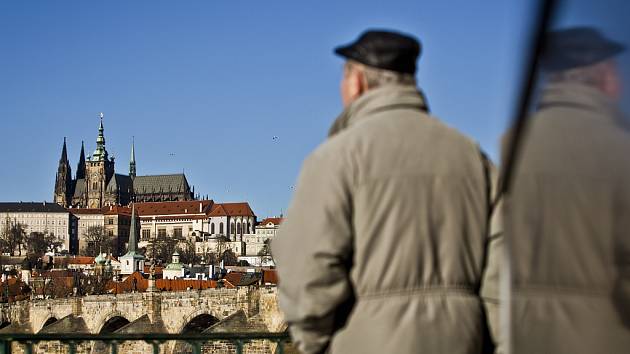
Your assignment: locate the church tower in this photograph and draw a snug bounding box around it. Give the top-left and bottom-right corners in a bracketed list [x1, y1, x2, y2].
[85, 113, 115, 209]
[54, 138, 73, 207]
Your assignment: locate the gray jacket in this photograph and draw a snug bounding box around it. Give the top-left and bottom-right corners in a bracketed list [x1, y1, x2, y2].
[501, 82, 630, 354]
[273, 85, 495, 354]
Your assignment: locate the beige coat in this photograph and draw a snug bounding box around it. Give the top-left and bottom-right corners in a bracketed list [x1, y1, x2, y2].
[500, 82, 630, 354]
[273, 86, 495, 354]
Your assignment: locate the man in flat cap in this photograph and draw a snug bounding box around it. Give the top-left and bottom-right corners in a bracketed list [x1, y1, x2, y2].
[274, 29, 496, 354]
[494, 26, 630, 353]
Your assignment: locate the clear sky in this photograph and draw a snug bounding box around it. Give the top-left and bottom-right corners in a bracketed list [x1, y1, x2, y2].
[0, 0, 627, 217]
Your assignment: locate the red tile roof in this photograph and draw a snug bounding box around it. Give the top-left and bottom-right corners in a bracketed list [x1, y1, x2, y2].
[258, 217, 283, 226]
[106, 272, 219, 293]
[208, 203, 255, 217]
[262, 270, 278, 284]
[66, 256, 95, 265]
[69, 208, 103, 215]
[223, 272, 244, 287]
[134, 200, 214, 216]
[103, 205, 132, 216]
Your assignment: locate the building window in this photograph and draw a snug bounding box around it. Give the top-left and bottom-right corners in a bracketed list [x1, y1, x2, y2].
[108, 218, 113, 225]
[219, 222, 224, 235]
[236, 223, 241, 235]
[158, 229, 166, 237]
[142, 229, 151, 240]
[211, 223, 215, 234]
[174, 228, 182, 237]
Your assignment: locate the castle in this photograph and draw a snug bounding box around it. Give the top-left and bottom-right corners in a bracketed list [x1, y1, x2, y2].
[54, 114, 194, 208]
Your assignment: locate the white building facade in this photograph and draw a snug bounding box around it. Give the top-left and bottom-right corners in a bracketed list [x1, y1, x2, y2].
[0, 202, 74, 253]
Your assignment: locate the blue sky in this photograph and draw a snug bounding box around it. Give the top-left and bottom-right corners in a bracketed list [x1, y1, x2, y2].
[0, 0, 627, 217]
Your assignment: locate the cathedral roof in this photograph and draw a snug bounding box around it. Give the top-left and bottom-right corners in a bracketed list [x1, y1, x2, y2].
[106, 174, 133, 194]
[133, 174, 190, 194]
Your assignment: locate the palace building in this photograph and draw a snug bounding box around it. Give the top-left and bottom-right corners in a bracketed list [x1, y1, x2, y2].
[54, 114, 195, 209]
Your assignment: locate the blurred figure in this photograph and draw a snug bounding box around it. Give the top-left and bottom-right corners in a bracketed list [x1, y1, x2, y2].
[273, 29, 496, 354]
[502, 27, 630, 354]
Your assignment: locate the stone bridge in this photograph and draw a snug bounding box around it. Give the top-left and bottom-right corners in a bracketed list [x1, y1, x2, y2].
[0, 287, 285, 354]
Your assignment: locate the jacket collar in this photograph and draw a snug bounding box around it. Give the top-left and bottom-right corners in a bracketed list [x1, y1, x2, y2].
[538, 81, 622, 121]
[328, 85, 428, 137]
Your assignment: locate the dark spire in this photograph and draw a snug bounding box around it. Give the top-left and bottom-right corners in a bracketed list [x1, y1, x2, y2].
[60, 137, 68, 163]
[54, 137, 72, 207]
[76, 141, 86, 180]
[129, 136, 136, 178]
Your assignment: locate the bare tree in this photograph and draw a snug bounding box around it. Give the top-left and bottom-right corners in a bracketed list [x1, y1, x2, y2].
[1, 219, 26, 256]
[25, 232, 63, 261]
[179, 239, 200, 265]
[146, 234, 178, 264]
[257, 238, 273, 265]
[83, 226, 115, 257]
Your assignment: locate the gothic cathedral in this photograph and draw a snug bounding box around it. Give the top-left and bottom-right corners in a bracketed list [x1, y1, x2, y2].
[54, 114, 195, 208]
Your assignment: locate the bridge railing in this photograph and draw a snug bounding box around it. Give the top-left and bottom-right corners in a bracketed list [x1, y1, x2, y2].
[0, 332, 292, 354]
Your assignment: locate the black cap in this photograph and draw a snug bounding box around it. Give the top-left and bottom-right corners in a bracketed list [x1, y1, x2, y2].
[334, 30, 421, 74]
[542, 27, 625, 72]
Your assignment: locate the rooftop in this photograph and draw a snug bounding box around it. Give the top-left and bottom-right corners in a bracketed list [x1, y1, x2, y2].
[0, 202, 67, 213]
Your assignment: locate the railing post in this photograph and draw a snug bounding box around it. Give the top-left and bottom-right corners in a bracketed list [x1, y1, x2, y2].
[0, 339, 10, 354]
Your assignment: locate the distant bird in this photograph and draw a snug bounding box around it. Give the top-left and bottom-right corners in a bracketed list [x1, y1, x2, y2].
[169, 153, 176, 156]
[272, 136, 279, 141]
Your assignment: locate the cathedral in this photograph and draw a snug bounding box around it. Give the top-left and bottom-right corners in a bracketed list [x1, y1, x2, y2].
[54, 114, 195, 208]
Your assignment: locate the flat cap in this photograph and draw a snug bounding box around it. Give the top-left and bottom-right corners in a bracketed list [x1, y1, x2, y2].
[334, 29, 421, 74]
[542, 27, 625, 72]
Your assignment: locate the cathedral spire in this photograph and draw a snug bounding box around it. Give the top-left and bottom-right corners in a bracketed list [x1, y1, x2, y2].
[129, 136, 136, 178]
[60, 137, 68, 163]
[76, 140, 86, 180]
[91, 112, 108, 161]
[54, 138, 72, 207]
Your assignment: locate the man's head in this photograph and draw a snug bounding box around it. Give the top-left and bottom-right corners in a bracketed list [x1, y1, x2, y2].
[335, 30, 421, 107]
[543, 27, 625, 100]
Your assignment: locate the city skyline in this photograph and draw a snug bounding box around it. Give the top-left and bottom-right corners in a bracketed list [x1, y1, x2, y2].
[1, 0, 627, 217]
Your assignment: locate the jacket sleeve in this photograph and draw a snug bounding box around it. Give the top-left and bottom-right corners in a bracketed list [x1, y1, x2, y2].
[272, 147, 354, 354]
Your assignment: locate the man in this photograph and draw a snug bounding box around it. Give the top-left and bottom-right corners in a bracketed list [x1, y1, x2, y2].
[502, 27, 630, 353]
[273, 30, 496, 354]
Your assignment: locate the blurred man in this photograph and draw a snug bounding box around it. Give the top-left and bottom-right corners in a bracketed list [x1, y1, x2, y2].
[273, 29, 496, 354]
[502, 27, 630, 353]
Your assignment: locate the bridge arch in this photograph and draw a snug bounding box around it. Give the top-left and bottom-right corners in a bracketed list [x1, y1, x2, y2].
[177, 309, 219, 334]
[38, 316, 58, 332]
[173, 311, 219, 354]
[97, 311, 132, 334]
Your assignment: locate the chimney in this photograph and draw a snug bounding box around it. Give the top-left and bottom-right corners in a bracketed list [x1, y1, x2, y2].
[199, 202, 202, 213]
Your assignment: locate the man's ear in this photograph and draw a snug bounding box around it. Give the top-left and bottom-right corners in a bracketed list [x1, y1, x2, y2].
[602, 61, 621, 100]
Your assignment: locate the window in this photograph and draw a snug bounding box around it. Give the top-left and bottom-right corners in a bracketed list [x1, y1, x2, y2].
[211, 223, 215, 234]
[108, 218, 113, 225]
[142, 229, 151, 239]
[219, 222, 224, 234]
[174, 228, 182, 237]
[237, 223, 241, 235]
[158, 229, 166, 237]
